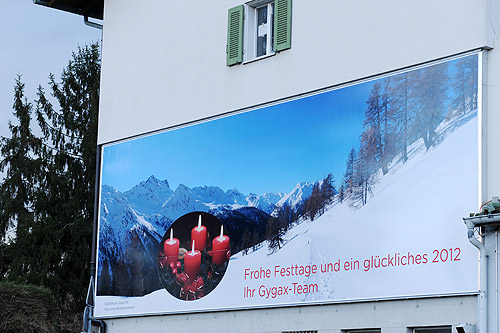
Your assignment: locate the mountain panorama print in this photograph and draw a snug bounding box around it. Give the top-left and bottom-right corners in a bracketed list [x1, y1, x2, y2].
[95, 54, 480, 317]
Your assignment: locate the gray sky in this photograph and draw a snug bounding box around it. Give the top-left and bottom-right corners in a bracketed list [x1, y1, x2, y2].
[0, 0, 102, 139]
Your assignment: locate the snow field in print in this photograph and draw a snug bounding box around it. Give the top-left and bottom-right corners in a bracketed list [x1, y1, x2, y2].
[95, 111, 478, 317]
[226, 112, 478, 305]
[94, 54, 480, 317]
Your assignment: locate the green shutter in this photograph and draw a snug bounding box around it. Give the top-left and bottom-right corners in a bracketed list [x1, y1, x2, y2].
[274, 0, 292, 52]
[226, 5, 244, 66]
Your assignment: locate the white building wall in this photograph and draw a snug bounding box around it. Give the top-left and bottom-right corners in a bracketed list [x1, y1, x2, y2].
[98, 0, 500, 208]
[98, 0, 488, 144]
[95, 0, 500, 331]
[484, 0, 500, 200]
[98, 296, 476, 333]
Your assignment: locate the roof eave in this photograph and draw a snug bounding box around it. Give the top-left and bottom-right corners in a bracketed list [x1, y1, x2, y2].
[33, 0, 103, 20]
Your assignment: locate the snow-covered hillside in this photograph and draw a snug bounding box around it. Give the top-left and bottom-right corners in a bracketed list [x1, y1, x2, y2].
[95, 111, 479, 317]
[220, 111, 479, 305]
[98, 185, 167, 296]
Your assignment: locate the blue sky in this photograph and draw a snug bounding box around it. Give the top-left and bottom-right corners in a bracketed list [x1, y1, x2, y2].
[102, 81, 374, 195]
[101, 54, 473, 196]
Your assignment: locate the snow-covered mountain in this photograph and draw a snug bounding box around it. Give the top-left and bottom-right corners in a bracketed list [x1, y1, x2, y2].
[124, 175, 173, 214]
[123, 178, 288, 221]
[248, 192, 285, 214]
[98, 185, 167, 296]
[272, 181, 319, 215]
[97, 176, 314, 296]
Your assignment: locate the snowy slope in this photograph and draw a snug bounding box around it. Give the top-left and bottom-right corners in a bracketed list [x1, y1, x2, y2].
[220, 111, 479, 305]
[96, 109, 479, 314]
[98, 185, 167, 295]
[95, 111, 479, 317]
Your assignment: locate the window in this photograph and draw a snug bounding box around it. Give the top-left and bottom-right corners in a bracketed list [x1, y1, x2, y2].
[226, 0, 292, 66]
[413, 327, 451, 333]
[255, 2, 274, 57]
[343, 330, 381, 333]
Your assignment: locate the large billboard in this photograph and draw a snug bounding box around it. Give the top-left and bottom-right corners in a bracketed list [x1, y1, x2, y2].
[95, 54, 480, 317]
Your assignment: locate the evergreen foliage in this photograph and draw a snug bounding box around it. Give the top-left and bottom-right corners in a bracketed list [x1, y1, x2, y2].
[0, 43, 100, 317]
[451, 56, 478, 117]
[389, 72, 412, 162]
[338, 184, 345, 203]
[410, 63, 449, 149]
[343, 57, 475, 208]
[342, 148, 357, 197]
[265, 214, 286, 253]
[0, 76, 42, 240]
[350, 143, 375, 208]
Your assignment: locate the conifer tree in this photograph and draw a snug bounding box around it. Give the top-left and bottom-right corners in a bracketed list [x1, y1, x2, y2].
[322, 173, 336, 205]
[363, 80, 393, 175]
[0, 76, 42, 241]
[350, 143, 376, 208]
[338, 184, 345, 203]
[34, 43, 100, 309]
[389, 72, 412, 162]
[0, 76, 43, 283]
[451, 55, 478, 116]
[380, 78, 393, 173]
[342, 148, 357, 197]
[241, 229, 251, 255]
[305, 183, 321, 221]
[410, 63, 449, 149]
[266, 216, 285, 252]
[363, 82, 383, 169]
[0, 44, 100, 312]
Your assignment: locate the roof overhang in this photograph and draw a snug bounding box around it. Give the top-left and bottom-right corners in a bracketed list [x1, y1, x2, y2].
[33, 0, 103, 20]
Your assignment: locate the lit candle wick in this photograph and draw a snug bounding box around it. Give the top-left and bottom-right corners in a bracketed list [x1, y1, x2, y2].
[192, 240, 195, 253]
[198, 215, 202, 228]
[170, 228, 173, 242]
[220, 225, 224, 240]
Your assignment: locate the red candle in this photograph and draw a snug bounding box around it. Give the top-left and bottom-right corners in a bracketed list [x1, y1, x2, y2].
[212, 225, 230, 266]
[164, 228, 179, 266]
[184, 240, 201, 283]
[191, 215, 207, 251]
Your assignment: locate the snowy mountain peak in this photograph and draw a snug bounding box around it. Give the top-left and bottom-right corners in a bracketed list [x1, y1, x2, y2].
[124, 175, 174, 214]
[227, 187, 243, 197]
[227, 188, 247, 205]
[107, 175, 314, 223]
[273, 181, 317, 215]
[174, 184, 191, 195]
[143, 175, 170, 189]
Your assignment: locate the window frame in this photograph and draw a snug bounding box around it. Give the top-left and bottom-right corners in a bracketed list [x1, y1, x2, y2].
[244, 0, 276, 63]
[226, 0, 291, 66]
[413, 327, 452, 333]
[255, 2, 275, 58]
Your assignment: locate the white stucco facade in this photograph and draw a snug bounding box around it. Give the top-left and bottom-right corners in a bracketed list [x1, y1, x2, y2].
[94, 0, 500, 332]
[99, 1, 487, 141]
[99, 0, 500, 199]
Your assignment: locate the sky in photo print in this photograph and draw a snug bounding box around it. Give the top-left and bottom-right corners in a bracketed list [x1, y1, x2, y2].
[102, 81, 373, 195]
[100, 56, 467, 196]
